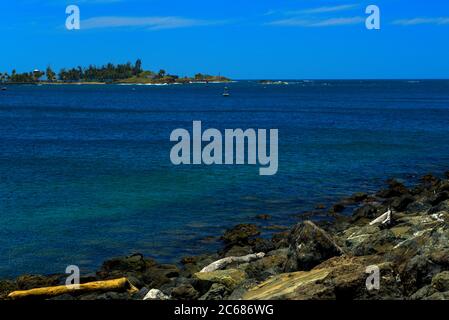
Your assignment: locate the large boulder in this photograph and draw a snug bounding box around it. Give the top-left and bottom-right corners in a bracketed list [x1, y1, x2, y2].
[284, 221, 344, 272]
[243, 268, 331, 300]
[244, 256, 403, 300]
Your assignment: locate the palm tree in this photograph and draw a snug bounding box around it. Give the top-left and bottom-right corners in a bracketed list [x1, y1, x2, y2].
[158, 69, 166, 78]
[46, 66, 56, 82]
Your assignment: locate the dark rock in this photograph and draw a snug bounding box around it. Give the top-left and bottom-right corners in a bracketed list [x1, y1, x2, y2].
[425, 291, 449, 300]
[406, 200, 431, 214]
[284, 221, 344, 272]
[271, 231, 289, 249]
[251, 238, 276, 253]
[255, 214, 271, 220]
[193, 269, 247, 293]
[263, 225, 289, 231]
[15, 274, 62, 291]
[133, 287, 149, 300]
[431, 271, 449, 292]
[180, 264, 200, 278]
[199, 236, 218, 244]
[429, 251, 449, 267]
[348, 228, 396, 256]
[410, 285, 437, 300]
[350, 192, 368, 202]
[171, 284, 199, 300]
[158, 276, 190, 294]
[420, 174, 440, 186]
[428, 200, 449, 214]
[428, 191, 449, 206]
[331, 203, 345, 213]
[223, 245, 252, 257]
[0, 280, 17, 300]
[245, 254, 288, 281]
[199, 283, 229, 300]
[389, 195, 415, 212]
[227, 279, 259, 300]
[351, 204, 378, 222]
[48, 294, 76, 300]
[98, 253, 155, 277]
[181, 256, 198, 265]
[398, 254, 438, 296]
[221, 224, 260, 246]
[79, 273, 97, 284]
[437, 180, 449, 192]
[141, 264, 180, 288]
[96, 253, 178, 289]
[376, 179, 409, 198]
[127, 275, 144, 289]
[79, 291, 132, 300]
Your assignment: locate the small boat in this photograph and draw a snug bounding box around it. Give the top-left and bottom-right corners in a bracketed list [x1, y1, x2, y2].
[222, 86, 230, 97]
[1, 87, 6, 91]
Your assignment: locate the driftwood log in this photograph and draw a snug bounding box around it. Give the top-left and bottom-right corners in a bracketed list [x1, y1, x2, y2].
[369, 209, 392, 226]
[7, 277, 138, 300]
[200, 252, 265, 273]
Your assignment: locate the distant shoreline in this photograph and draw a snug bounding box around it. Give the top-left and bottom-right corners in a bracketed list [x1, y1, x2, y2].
[0, 59, 231, 86]
[2, 80, 232, 86]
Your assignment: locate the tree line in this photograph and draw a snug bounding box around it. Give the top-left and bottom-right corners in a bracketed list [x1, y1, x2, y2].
[1, 59, 229, 84]
[1, 59, 144, 83]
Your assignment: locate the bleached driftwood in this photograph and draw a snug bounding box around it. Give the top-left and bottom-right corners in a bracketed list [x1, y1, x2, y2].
[369, 209, 392, 226]
[143, 288, 170, 300]
[200, 252, 265, 273]
[7, 277, 138, 300]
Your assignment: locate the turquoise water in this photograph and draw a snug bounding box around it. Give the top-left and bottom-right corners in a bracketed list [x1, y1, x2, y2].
[1, 80, 449, 277]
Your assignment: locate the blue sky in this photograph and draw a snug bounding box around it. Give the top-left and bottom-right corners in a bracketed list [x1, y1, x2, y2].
[1, 0, 448, 79]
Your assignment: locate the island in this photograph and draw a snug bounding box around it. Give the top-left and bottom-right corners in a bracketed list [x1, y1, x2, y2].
[0, 59, 230, 85]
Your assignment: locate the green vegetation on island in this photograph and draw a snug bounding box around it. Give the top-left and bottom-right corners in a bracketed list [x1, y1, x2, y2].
[0, 59, 230, 85]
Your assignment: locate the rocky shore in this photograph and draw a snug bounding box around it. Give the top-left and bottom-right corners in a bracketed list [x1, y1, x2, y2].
[1, 172, 449, 300]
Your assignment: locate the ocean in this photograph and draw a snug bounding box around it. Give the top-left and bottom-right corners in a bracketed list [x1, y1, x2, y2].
[1, 80, 449, 278]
